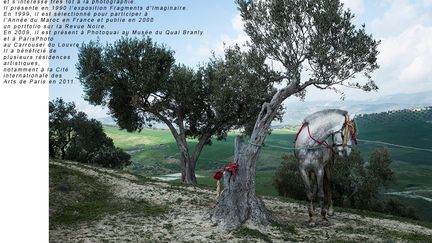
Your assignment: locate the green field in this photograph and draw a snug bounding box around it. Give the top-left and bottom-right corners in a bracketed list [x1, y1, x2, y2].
[103, 107, 432, 221]
[104, 125, 294, 185]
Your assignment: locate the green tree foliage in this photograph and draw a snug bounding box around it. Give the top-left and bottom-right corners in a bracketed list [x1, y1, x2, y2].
[77, 38, 279, 184]
[274, 149, 416, 219]
[49, 98, 131, 169]
[382, 198, 417, 219]
[88, 147, 131, 169]
[238, 0, 379, 94]
[367, 148, 395, 189]
[332, 148, 370, 208]
[49, 98, 77, 159]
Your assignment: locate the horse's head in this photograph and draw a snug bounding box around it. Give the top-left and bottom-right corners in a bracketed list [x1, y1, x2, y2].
[333, 114, 358, 157]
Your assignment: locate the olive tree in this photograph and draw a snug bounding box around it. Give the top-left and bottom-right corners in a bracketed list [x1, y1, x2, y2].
[209, 0, 379, 228]
[77, 38, 278, 184]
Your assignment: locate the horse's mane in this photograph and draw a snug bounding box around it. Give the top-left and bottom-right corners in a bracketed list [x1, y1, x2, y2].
[303, 109, 347, 124]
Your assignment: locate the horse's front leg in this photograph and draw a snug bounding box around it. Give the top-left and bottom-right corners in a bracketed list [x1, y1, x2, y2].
[315, 167, 328, 221]
[299, 168, 315, 225]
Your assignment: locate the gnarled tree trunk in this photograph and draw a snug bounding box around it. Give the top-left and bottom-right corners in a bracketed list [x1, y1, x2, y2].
[175, 137, 197, 184]
[174, 130, 211, 185]
[158, 114, 199, 185]
[209, 135, 270, 228]
[210, 86, 297, 228]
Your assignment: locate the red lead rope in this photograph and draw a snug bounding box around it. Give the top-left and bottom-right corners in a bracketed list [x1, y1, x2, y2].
[294, 122, 307, 144]
[294, 122, 333, 150]
[213, 169, 223, 180]
[225, 163, 239, 176]
[306, 123, 331, 148]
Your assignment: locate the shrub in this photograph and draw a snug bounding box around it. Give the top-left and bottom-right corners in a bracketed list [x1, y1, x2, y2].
[49, 98, 131, 169]
[273, 154, 304, 200]
[383, 198, 417, 219]
[88, 147, 131, 169]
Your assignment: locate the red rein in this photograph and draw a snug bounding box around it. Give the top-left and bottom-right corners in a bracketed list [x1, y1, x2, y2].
[350, 129, 358, 145]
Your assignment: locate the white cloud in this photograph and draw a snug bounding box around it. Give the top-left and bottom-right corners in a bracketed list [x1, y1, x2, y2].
[183, 43, 215, 66]
[340, 0, 364, 15]
[297, 24, 432, 100]
[400, 56, 431, 82]
[218, 13, 250, 53]
[376, 24, 432, 94]
[232, 13, 244, 32]
[420, 0, 432, 7]
[378, 25, 430, 67]
[371, 0, 432, 37]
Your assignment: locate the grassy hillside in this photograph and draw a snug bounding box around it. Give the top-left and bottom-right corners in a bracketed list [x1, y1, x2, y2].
[103, 107, 432, 221]
[50, 160, 432, 242]
[49, 161, 167, 229]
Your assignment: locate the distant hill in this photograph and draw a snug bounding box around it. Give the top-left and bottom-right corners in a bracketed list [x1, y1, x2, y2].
[280, 91, 432, 125]
[355, 106, 432, 153]
[94, 91, 432, 128]
[356, 106, 432, 124]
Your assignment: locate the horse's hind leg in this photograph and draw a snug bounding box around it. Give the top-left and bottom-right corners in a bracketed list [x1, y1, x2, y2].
[299, 168, 315, 225]
[315, 167, 328, 221]
[310, 172, 317, 211]
[324, 164, 334, 216]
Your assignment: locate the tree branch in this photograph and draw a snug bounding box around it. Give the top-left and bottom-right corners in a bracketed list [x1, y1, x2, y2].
[191, 131, 212, 163]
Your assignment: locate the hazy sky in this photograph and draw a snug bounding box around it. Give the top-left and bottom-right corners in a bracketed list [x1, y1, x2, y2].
[49, 0, 432, 119]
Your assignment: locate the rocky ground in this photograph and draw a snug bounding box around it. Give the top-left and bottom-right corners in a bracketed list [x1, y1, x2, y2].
[49, 160, 432, 242]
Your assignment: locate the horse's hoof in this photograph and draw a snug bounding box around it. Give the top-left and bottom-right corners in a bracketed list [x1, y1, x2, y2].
[308, 219, 315, 227]
[321, 218, 331, 226]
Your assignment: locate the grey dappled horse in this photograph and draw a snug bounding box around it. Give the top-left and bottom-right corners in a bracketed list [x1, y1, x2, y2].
[294, 109, 357, 225]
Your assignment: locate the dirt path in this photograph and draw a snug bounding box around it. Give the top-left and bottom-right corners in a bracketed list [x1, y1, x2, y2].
[50, 161, 432, 242]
